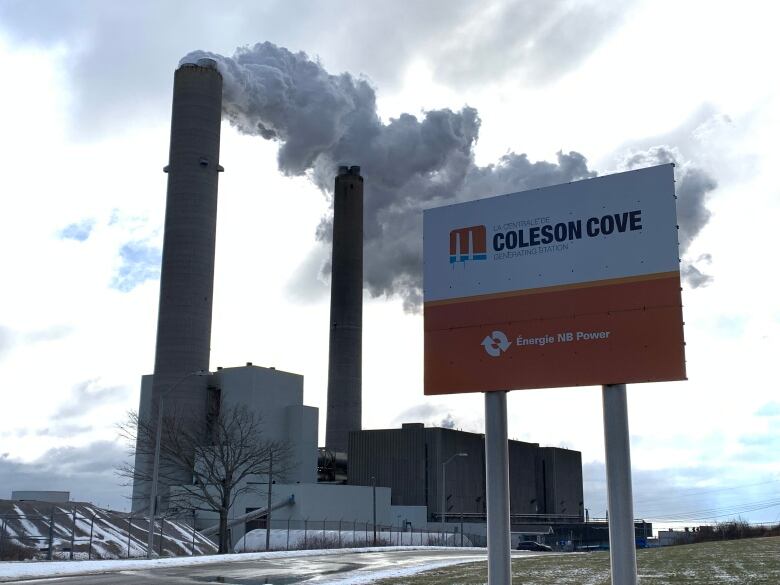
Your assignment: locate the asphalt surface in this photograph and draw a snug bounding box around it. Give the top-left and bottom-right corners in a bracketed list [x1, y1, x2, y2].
[6, 549, 510, 584]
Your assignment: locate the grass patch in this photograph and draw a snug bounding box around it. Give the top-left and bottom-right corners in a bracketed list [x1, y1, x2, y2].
[376, 536, 780, 584]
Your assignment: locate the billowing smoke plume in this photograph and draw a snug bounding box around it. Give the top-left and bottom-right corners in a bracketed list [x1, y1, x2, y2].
[182, 43, 716, 309]
[619, 146, 717, 286]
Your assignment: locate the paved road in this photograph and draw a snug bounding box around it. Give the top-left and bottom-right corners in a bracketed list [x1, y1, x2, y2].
[8, 549, 529, 584]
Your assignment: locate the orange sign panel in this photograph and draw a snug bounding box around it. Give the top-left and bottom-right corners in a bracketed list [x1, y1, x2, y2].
[423, 165, 685, 395]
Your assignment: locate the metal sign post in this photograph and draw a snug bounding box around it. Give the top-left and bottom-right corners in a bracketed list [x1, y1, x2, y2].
[485, 391, 512, 584]
[602, 384, 637, 585]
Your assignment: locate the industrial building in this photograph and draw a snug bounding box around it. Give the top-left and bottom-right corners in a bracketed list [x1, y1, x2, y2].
[129, 59, 589, 549]
[11, 491, 70, 504]
[347, 424, 584, 524]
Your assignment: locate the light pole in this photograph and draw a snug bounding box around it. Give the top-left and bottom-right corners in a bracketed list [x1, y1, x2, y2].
[371, 476, 376, 546]
[147, 369, 210, 558]
[441, 452, 467, 542]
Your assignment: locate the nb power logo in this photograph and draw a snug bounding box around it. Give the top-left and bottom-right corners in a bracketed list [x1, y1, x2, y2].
[482, 331, 511, 357]
[450, 225, 487, 265]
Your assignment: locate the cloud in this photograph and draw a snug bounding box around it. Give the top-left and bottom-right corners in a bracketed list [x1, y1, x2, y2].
[36, 441, 126, 474]
[393, 403, 445, 424]
[0, 442, 130, 508]
[739, 432, 780, 448]
[0, 325, 71, 362]
[737, 422, 780, 462]
[756, 402, 780, 417]
[440, 414, 457, 429]
[0, 428, 30, 439]
[583, 461, 780, 523]
[24, 325, 72, 343]
[0, 0, 635, 137]
[0, 325, 13, 359]
[391, 403, 464, 432]
[0, 0, 256, 136]
[618, 146, 718, 288]
[283, 244, 330, 303]
[182, 43, 602, 311]
[110, 240, 161, 292]
[427, 0, 636, 88]
[681, 263, 714, 289]
[36, 424, 93, 438]
[619, 146, 716, 254]
[55, 379, 128, 419]
[58, 219, 95, 241]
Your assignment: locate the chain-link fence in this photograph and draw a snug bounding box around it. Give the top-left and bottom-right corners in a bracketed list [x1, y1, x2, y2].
[233, 517, 487, 552]
[0, 507, 216, 561]
[1, 505, 487, 561]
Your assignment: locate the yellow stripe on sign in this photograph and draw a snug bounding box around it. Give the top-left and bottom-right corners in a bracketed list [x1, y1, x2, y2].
[424, 271, 680, 308]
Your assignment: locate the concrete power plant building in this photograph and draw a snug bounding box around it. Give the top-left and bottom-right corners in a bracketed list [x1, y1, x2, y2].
[132, 58, 223, 511]
[347, 424, 584, 524]
[324, 166, 364, 454]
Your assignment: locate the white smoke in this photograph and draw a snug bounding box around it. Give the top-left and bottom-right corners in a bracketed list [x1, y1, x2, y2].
[619, 146, 717, 286]
[182, 43, 716, 309]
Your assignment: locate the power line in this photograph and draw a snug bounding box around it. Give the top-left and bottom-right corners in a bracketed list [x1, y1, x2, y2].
[643, 497, 780, 523]
[633, 478, 780, 507]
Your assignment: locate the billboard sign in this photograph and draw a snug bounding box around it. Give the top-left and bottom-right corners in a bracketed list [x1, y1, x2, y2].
[423, 164, 685, 395]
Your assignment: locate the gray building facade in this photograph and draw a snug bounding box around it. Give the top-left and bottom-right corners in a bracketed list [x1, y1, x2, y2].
[347, 424, 583, 523]
[132, 364, 318, 512]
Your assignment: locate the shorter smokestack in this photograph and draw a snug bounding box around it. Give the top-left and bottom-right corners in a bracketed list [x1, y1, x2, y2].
[325, 165, 363, 453]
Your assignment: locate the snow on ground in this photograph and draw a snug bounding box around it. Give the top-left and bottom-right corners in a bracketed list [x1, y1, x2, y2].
[9, 507, 39, 541]
[0, 546, 486, 581]
[318, 557, 486, 584]
[0, 500, 216, 559]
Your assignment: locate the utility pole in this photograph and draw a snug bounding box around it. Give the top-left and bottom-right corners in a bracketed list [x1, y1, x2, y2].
[265, 451, 274, 551]
[442, 452, 468, 542]
[372, 476, 376, 546]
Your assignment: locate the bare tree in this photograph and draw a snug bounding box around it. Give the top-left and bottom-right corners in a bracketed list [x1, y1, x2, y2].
[119, 404, 291, 553]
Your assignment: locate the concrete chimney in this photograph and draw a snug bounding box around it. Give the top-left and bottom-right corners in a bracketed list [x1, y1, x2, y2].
[133, 60, 223, 508]
[325, 165, 363, 453]
[152, 60, 222, 421]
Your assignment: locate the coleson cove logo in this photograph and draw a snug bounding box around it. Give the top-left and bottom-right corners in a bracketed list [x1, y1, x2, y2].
[449, 209, 643, 265]
[449, 225, 487, 264]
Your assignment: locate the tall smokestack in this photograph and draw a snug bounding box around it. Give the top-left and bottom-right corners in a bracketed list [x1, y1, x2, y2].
[325, 165, 363, 453]
[134, 58, 223, 506]
[152, 58, 222, 413]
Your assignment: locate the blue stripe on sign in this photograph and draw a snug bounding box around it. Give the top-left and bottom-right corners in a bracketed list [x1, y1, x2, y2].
[460, 255, 469, 261]
[473, 254, 487, 260]
[449, 256, 457, 263]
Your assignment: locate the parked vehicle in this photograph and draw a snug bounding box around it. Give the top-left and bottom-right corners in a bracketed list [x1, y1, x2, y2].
[517, 541, 553, 552]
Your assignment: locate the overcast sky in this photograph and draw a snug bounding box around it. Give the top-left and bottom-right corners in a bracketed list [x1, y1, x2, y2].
[0, 0, 778, 527]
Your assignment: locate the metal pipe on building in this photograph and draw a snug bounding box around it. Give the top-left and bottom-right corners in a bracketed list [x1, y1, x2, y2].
[325, 165, 364, 453]
[441, 452, 468, 538]
[265, 452, 273, 551]
[372, 476, 377, 546]
[602, 384, 638, 584]
[199, 496, 295, 538]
